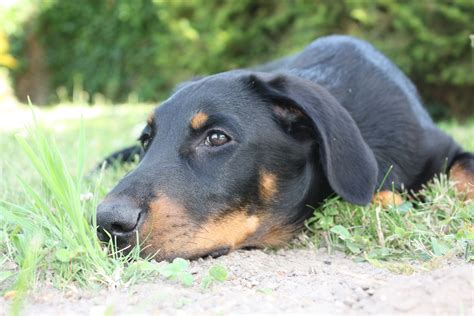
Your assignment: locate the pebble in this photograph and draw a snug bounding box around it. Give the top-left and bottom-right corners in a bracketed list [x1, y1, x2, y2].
[3, 290, 16, 300]
[343, 297, 357, 306]
[308, 266, 318, 274]
[354, 287, 368, 299]
[250, 279, 260, 286]
[334, 301, 345, 308]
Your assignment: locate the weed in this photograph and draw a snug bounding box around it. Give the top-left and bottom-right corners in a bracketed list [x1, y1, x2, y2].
[0, 110, 157, 313]
[174, 297, 191, 309]
[201, 264, 229, 289]
[157, 258, 194, 287]
[156, 259, 229, 289]
[256, 288, 273, 295]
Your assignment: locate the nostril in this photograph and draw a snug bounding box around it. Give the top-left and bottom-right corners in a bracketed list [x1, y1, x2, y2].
[110, 221, 135, 235]
[111, 223, 125, 234]
[96, 202, 144, 238]
[108, 211, 142, 236]
[97, 227, 108, 242]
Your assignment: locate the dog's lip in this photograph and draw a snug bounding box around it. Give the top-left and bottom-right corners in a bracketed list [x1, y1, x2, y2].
[99, 211, 232, 260]
[207, 247, 230, 258]
[182, 247, 231, 260]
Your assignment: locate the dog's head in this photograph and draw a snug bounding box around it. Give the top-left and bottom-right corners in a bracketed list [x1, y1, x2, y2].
[96, 71, 378, 260]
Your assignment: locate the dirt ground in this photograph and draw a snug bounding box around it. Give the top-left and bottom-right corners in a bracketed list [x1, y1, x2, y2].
[1, 248, 472, 315]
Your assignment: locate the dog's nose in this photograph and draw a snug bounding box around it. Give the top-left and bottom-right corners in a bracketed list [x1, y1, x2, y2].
[96, 200, 143, 240]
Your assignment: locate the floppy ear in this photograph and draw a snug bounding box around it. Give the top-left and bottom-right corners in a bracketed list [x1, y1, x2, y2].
[246, 73, 378, 205]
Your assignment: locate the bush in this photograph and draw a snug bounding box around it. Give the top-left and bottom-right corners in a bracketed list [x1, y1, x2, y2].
[6, 0, 474, 118]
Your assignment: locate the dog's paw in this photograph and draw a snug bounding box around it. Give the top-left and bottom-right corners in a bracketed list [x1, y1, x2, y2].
[372, 191, 404, 208]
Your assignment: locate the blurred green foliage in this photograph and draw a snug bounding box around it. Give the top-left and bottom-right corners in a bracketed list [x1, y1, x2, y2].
[5, 0, 474, 117]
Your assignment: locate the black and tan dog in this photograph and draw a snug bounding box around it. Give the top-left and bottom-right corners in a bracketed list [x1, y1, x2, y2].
[96, 35, 474, 260]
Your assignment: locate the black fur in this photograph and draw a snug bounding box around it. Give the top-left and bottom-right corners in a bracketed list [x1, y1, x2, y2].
[450, 152, 474, 174]
[99, 145, 142, 168]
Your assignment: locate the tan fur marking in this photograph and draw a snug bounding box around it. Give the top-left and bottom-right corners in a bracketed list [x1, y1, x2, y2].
[146, 111, 154, 125]
[138, 196, 261, 259]
[139, 195, 190, 257]
[252, 222, 295, 247]
[193, 212, 260, 250]
[259, 171, 278, 202]
[137, 194, 296, 259]
[243, 212, 297, 248]
[372, 191, 404, 207]
[190, 112, 209, 129]
[450, 164, 474, 200]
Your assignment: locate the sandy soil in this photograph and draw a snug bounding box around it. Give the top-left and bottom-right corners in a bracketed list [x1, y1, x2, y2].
[1, 248, 472, 315]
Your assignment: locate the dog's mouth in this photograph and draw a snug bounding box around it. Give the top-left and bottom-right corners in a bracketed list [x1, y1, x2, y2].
[195, 247, 231, 259]
[105, 238, 232, 261]
[97, 221, 233, 261]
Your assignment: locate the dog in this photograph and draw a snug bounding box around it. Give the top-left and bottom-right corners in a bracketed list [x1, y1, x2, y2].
[96, 35, 474, 261]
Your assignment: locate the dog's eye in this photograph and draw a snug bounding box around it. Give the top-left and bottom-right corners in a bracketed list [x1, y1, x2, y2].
[140, 135, 151, 150]
[139, 125, 154, 150]
[141, 136, 151, 150]
[205, 131, 229, 147]
[139, 132, 152, 150]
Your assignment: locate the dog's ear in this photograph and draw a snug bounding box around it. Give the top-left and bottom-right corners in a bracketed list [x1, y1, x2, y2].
[245, 73, 378, 205]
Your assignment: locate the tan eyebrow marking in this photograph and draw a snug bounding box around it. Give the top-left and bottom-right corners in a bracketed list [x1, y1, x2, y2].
[147, 111, 155, 126]
[190, 112, 209, 129]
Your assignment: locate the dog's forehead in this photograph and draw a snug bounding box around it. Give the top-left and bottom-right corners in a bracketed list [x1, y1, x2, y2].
[152, 72, 267, 126]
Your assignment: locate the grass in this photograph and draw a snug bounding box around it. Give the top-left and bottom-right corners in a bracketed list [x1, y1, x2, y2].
[0, 103, 472, 309]
[304, 177, 473, 271]
[0, 103, 232, 314]
[0, 105, 166, 314]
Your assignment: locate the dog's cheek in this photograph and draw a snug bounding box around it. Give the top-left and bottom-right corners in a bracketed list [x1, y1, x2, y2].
[136, 195, 295, 259]
[248, 170, 296, 247]
[192, 210, 260, 251]
[243, 213, 296, 248]
[138, 197, 263, 259]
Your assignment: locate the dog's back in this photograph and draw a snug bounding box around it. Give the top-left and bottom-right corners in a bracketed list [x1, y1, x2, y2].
[264, 35, 461, 192]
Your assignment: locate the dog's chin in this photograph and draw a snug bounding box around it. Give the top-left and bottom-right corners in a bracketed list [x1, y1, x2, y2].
[107, 236, 233, 261]
[138, 245, 232, 262]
